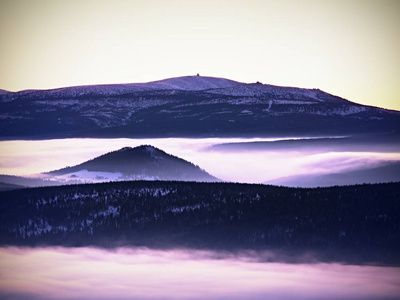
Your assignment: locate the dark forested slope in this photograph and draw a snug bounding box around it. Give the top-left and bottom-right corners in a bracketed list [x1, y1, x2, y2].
[0, 181, 399, 265]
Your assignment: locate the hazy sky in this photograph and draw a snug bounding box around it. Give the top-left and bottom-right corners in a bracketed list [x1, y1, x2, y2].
[0, 0, 399, 110]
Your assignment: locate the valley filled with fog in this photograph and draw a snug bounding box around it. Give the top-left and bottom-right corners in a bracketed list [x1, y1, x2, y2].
[2, 0, 400, 298]
[1, 135, 399, 186]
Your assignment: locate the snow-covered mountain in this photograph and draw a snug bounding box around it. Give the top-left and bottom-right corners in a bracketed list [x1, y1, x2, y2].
[0, 76, 240, 100]
[1, 75, 399, 139]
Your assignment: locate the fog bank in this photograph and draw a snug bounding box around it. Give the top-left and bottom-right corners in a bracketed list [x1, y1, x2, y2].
[1, 137, 399, 184]
[1, 247, 399, 300]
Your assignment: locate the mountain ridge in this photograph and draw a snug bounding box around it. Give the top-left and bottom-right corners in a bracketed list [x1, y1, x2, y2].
[1, 75, 399, 139]
[0, 75, 357, 105]
[0, 75, 396, 110]
[0, 75, 242, 97]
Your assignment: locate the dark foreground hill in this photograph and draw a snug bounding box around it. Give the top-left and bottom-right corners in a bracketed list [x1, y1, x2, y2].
[1, 181, 399, 265]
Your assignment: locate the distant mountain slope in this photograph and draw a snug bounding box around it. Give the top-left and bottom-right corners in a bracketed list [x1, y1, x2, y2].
[1, 180, 399, 265]
[0, 181, 24, 191]
[0, 174, 61, 189]
[267, 161, 400, 188]
[1, 75, 399, 139]
[210, 134, 400, 153]
[47, 145, 219, 183]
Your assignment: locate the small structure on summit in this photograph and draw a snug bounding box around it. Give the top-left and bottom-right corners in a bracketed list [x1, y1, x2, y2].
[197, 73, 200, 76]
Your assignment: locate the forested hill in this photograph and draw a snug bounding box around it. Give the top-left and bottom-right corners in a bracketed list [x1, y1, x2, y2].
[1, 181, 399, 265]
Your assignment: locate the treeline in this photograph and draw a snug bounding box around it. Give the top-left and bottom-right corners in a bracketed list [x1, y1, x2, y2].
[0, 181, 399, 265]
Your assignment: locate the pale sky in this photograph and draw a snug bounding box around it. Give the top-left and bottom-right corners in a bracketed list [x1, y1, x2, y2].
[0, 0, 399, 110]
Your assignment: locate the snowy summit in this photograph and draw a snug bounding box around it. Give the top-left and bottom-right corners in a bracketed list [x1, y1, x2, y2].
[141, 75, 241, 91]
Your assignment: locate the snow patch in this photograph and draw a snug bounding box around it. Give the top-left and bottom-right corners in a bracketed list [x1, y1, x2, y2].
[143, 76, 241, 91]
[50, 170, 124, 184]
[207, 83, 347, 104]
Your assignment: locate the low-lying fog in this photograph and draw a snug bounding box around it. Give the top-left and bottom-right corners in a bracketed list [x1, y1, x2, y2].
[1, 247, 399, 300]
[0, 136, 399, 186]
